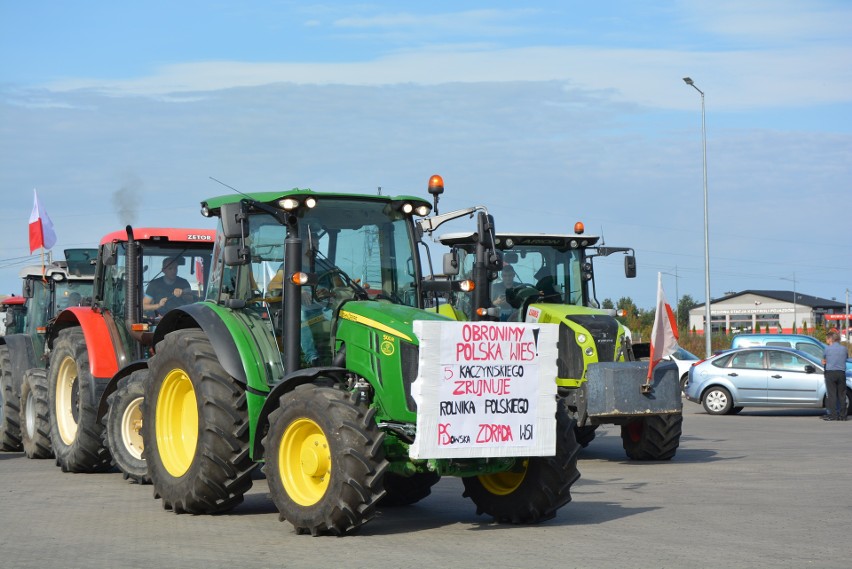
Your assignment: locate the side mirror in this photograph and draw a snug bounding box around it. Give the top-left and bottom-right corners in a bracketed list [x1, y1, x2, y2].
[443, 251, 460, 276]
[223, 244, 249, 266]
[804, 364, 816, 373]
[624, 255, 636, 278]
[22, 279, 34, 298]
[102, 242, 118, 266]
[221, 202, 249, 239]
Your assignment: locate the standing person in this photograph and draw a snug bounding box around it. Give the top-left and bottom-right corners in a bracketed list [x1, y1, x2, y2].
[821, 330, 848, 421]
[143, 257, 192, 316]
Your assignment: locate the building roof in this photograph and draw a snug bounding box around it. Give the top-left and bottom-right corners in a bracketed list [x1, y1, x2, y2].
[693, 290, 846, 310]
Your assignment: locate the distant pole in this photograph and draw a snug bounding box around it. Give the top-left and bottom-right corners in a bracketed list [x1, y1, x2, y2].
[684, 77, 712, 357]
[846, 288, 850, 341]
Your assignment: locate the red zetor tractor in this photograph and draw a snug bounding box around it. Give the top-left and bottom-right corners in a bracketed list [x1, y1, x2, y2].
[45, 227, 214, 480]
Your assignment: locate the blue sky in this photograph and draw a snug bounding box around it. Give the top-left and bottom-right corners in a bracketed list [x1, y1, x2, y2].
[1, 1, 850, 311]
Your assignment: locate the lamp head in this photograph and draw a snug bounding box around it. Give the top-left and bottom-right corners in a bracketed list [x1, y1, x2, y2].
[683, 77, 694, 86]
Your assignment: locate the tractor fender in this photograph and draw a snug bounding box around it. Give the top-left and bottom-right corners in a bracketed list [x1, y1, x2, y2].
[251, 367, 350, 458]
[49, 308, 120, 380]
[96, 360, 149, 422]
[153, 303, 247, 385]
[2, 334, 37, 379]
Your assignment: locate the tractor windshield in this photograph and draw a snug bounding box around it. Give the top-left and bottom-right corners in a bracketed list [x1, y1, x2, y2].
[221, 198, 421, 309]
[462, 242, 591, 308]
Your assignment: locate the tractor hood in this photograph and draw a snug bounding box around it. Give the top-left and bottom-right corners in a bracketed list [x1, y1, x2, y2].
[524, 303, 630, 385]
[337, 301, 450, 345]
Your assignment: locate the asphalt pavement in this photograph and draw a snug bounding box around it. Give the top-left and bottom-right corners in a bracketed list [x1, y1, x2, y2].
[2, 401, 849, 569]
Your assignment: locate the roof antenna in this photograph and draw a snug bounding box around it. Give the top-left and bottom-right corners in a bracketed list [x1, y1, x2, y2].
[599, 225, 606, 246]
[209, 176, 252, 200]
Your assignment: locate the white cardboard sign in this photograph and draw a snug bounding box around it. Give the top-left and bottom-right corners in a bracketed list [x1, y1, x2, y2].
[410, 320, 558, 459]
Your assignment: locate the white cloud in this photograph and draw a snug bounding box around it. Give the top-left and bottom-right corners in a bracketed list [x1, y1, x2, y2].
[39, 44, 852, 111]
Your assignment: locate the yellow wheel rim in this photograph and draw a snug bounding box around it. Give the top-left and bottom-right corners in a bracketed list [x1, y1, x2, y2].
[121, 396, 145, 461]
[478, 460, 529, 495]
[155, 368, 198, 477]
[55, 355, 78, 445]
[279, 418, 331, 506]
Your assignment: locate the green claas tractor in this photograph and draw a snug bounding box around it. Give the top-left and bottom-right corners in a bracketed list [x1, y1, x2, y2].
[0, 251, 96, 456]
[438, 225, 682, 460]
[46, 228, 214, 480]
[142, 186, 581, 535]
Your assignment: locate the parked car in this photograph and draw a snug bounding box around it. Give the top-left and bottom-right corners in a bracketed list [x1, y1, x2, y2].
[630, 343, 700, 392]
[670, 346, 701, 392]
[684, 346, 852, 415]
[730, 333, 852, 370]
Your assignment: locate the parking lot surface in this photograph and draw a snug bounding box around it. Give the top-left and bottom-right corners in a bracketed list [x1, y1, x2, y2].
[2, 401, 849, 569]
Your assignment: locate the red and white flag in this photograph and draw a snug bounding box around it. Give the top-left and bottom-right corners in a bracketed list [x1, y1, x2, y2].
[648, 272, 679, 379]
[28, 189, 57, 253]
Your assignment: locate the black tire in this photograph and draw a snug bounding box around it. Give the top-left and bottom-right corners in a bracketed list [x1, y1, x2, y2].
[0, 345, 23, 451]
[461, 398, 581, 524]
[264, 384, 387, 535]
[143, 329, 255, 514]
[702, 386, 734, 415]
[104, 370, 150, 484]
[20, 367, 53, 459]
[621, 414, 683, 461]
[48, 328, 112, 472]
[680, 374, 689, 394]
[379, 471, 441, 507]
[574, 424, 598, 448]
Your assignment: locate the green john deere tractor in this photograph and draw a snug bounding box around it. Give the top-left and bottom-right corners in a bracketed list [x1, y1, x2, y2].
[142, 186, 581, 535]
[438, 226, 682, 461]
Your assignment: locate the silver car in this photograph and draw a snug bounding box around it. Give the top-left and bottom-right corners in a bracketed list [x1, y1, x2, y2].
[684, 346, 852, 415]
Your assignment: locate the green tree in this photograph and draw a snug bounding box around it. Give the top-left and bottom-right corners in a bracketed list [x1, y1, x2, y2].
[602, 298, 614, 310]
[676, 294, 697, 331]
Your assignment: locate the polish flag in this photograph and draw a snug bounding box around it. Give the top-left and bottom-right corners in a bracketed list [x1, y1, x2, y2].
[28, 189, 57, 253]
[648, 272, 679, 379]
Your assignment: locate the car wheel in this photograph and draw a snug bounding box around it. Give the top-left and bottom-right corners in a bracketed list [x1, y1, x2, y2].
[702, 386, 733, 415]
[679, 374, 688, 394]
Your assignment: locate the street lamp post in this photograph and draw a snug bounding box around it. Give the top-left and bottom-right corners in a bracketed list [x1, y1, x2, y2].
[780, 273, 797, 333]
[683, 76, 712, 357]
[660, 267, 681, 322]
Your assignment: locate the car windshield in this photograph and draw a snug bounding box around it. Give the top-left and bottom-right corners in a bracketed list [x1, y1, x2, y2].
[671, 347, 699, 361]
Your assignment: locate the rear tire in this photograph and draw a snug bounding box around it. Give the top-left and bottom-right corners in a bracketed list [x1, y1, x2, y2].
[0, 345, 23, 451]
[20, 368, 53, 459]
[104, 370, 149, 483]
[702, 386, 733, 415]
[144, 330, 255, 514]
[264, 384, 388, 535]
[461, 398, 581, 524]
[48, 328, 112, 472]
[621, 414, 683, 461]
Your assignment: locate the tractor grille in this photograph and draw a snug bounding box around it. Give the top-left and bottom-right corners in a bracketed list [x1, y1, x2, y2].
[558, 323, 584, 379]
[565, 314, 620, 362]
[400, 341, 419, 412]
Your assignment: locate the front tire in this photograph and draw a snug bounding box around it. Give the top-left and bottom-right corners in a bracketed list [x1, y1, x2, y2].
[104, 370, 149, 483]
[20, 368, 53, 459]
[144, 330, 255, 514]
[264, 384, 388, 536]
[0, 344, 23, 451]
[621, 414, 683, 460]
[48, 328, 112, 472]
[461, 398, 581, 524]
[702, 386, 733, 415]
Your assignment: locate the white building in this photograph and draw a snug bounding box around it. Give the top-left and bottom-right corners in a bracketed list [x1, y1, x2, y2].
[688, 290, 847, 335]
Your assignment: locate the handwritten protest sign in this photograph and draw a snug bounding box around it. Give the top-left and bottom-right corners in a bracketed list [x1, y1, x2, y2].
[410, 320, 558, 459]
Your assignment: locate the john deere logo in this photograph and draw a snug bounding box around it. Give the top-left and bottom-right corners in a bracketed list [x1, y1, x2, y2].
[381, 340, 395, 356]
